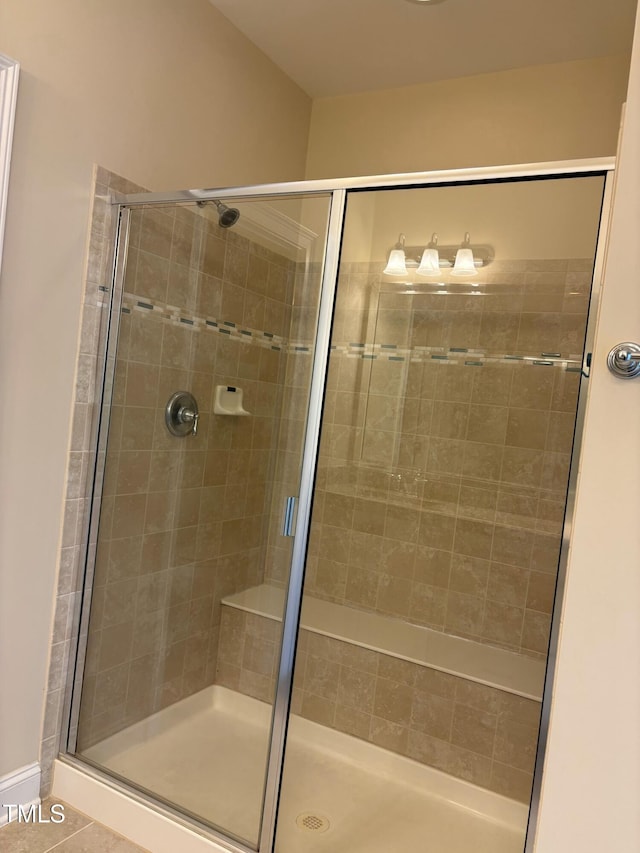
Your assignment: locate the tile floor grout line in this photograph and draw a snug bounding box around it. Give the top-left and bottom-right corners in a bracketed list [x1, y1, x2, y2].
[43, 820, 96, 852]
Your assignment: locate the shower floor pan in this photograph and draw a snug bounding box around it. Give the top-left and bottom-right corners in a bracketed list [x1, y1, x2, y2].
[83, 686, 527, 853]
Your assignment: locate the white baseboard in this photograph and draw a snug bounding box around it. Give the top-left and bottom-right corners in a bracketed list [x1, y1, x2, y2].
[53, 760, 228, 853]
[0, 762, 41, 826]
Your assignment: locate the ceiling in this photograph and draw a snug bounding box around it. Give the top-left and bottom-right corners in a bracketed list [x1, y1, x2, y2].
[208, 0, 636, 97]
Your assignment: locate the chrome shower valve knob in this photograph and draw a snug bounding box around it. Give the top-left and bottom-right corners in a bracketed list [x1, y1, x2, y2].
[177, 405, 199, 436]
[165, 391, 200, 436]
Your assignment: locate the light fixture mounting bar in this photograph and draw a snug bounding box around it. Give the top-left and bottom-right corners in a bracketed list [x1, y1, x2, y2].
[400, 242, 494, 268]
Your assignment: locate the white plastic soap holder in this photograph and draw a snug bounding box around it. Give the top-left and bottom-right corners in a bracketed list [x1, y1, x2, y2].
[214, 385, 251, 416]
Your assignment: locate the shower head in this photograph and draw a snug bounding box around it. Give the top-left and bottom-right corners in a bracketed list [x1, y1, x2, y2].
[196, 198, 240, 228]
[213, 199, 240, 228]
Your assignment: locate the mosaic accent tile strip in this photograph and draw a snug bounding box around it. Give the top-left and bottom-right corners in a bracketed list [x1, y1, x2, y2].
[331, 342, 583, 369]
[122, 292, 289, 350]
[122, 293, 583, 370]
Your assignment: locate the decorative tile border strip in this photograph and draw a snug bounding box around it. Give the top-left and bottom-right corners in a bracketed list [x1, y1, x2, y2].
[331, 342, 582, 369]
[122, 292, 291, 352]
[120, 293, 582, 370]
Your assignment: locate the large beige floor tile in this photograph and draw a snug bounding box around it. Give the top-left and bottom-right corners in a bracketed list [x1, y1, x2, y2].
[54, 822, 149, 852]
[0, 799, 90, 853]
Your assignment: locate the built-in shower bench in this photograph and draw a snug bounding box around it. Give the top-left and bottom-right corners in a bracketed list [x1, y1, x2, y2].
[221, 583, 545, 702]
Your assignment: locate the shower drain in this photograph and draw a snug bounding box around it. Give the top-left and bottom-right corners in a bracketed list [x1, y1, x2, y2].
[296, 812, 331, 833]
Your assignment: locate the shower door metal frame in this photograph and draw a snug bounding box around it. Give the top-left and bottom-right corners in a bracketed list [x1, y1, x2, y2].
[62, 157, 615, 853]
[523, 167, 615, 851]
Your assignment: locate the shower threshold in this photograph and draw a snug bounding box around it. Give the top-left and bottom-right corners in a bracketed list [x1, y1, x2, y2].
[80, 686, 527, 853]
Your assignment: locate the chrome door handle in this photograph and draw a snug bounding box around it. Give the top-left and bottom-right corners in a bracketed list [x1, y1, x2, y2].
[607, 342, 640, 379]
[282, 497, 297, 537]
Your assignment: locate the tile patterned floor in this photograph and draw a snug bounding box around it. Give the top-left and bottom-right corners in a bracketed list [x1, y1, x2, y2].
[0, 798, 150, 853]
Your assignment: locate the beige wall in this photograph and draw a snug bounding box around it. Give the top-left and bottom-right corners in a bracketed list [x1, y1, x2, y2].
[306, 55, 629, 179]
[342, 179, 607, 263]
[0, 0, 311, 779]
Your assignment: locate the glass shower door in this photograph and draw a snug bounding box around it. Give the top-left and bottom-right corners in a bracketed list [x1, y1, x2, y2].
[274, 175, 606, 853]
[73, 192, 332, 848]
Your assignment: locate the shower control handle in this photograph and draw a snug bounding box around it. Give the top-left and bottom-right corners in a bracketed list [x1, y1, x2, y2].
[607, 342, 640, 379]
[165, 391, 200, 437]
[177, 406, 199, 436]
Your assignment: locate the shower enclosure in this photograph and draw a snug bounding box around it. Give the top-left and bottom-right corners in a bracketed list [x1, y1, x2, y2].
[62, 160, 613, 853]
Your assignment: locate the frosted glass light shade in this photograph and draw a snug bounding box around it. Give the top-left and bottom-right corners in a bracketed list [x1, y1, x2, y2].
[383, 248, 408, 276]
[416, 247, 440, 276]
[452, 247, 477, 276]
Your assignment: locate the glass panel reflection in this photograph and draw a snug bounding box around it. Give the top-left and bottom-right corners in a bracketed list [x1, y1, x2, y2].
[275, 175, 605, 853]
[75, 193, 331, 848]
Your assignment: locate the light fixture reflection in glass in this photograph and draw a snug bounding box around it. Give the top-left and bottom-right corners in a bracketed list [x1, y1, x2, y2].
[383, 233, 408, 276]
[416, 232, 440, 276]
[452, 232, 477, 277]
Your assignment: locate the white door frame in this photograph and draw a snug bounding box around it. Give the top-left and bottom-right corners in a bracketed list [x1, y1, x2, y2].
[532, 6, 640, 852]
[0, 53, 19, 279]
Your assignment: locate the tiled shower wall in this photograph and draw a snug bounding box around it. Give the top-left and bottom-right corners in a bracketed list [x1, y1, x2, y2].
[39, 167, 139, 794]
[217, 604, 541, 803]
[216, 258, 325, 709]
[224, 255, 591, 801]
[261, 261, 324, 590]
[297, 259, 591, 659]
[77, 200, 302, 748]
